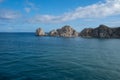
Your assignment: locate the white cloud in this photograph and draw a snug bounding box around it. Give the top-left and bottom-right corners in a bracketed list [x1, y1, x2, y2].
[26, 0, 35, 8]
[24, 7, 31, 13]
[24, 0, 38, 13]
[30, 0, 120, 23]
[0, 10, 21, 20]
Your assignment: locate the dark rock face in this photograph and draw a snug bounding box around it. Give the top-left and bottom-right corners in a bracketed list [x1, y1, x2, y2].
[79, 28, 93, 37]
[92, 25, 112, 38]
[49, 25, 78, 37]
[36, 28, 45, 36]
[80, 25, 120, 38]
[111, 27, 120, 38]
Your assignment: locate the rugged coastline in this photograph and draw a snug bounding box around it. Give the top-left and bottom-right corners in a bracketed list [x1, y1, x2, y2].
[36, 24, 120, 38]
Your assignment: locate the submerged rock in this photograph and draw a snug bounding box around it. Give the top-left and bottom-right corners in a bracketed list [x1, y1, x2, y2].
[49, 25, 78, 37]
[36, 28, 45, 36]
[80, 24, 120, 38]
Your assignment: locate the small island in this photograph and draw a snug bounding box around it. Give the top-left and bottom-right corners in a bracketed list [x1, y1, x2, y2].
[36, 24, 120, 38]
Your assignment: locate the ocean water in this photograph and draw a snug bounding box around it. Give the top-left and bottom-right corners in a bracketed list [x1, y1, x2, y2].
[0, 33, 120, 80]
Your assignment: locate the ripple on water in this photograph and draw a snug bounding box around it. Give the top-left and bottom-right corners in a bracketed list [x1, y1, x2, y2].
[0, 34, 120, 80]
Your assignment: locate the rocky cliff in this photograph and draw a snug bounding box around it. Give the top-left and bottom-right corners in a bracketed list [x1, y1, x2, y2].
[49, 25, 78, 37]
[80, 25, 120, 38]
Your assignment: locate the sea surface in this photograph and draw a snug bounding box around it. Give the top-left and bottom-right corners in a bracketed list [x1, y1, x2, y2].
[0, 33, 120, 80]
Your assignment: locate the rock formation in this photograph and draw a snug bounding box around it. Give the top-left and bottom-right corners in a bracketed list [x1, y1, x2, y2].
[49, 25, 78, 37]
[49, 30, 58, 36]
[36, 24, 120, 38]
[80, 24, 120, 38]
[36, 28, 45, 36]
[79, 28, 93, 38]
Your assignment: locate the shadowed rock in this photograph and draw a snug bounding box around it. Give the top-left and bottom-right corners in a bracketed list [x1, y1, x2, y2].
[49, 30, 59, 36]
[80, 24, 120, 38]
[79, 28, 93, 38]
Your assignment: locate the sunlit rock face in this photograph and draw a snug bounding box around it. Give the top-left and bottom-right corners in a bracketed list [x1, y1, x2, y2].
[36, 28, 45, 36]
[49, 25, 78, 37]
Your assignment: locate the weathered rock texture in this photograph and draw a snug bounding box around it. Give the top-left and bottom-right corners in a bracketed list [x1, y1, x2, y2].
[49, 25, 78, 37]
[36, 25, 120, 38]
[80, 25, 120, 38]
[36, 28, 45, 36]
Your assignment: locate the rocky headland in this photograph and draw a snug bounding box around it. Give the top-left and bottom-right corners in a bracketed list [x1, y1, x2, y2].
[80, 25, 120, 38]
[36, 24, 120, 38]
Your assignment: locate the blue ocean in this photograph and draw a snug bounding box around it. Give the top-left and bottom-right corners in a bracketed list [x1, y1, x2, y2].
[0, 33, 120, 80]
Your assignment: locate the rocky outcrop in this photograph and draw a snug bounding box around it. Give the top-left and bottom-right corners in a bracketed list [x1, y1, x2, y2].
[79, 28, 93, 38]
[80, 24, 120, 38]
[36, 24, 120, 38]
[49, 25, 78, 37]
[49, 30, 58, 36]
[36, 28, 45, 36]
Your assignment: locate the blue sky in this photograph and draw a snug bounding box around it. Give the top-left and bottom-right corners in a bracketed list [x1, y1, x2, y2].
[0, 0, 120, 32]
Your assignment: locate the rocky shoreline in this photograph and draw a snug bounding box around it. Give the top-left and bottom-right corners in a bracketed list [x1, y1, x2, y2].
[36, 25, 120, 38]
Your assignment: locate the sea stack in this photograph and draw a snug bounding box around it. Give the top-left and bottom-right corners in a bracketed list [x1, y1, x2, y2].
[49, 25, 78, 37]
[36, 28, 45, 36]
